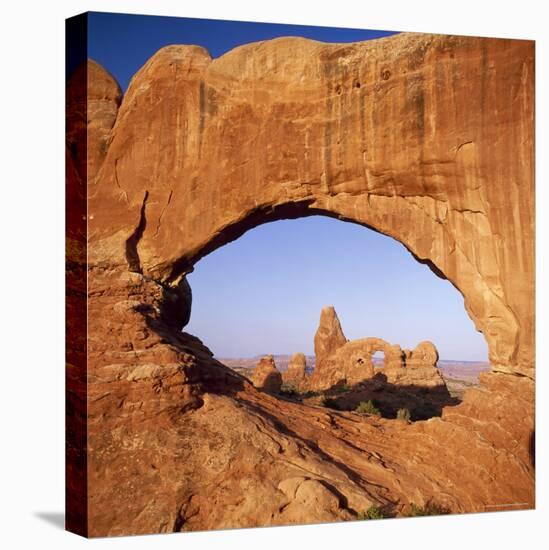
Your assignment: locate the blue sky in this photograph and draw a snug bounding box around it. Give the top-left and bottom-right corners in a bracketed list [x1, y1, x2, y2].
[88, 12, 397, 91]
[186, 217, 487, 361]
[86, 12, 488, 361]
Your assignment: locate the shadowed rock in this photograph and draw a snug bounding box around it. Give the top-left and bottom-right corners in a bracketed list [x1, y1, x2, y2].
[252, 355, 283, 393]
[283, 352, 308, 386]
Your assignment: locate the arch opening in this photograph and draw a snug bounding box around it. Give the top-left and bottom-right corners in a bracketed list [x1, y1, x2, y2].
[183, 215, 489, 415]
[372, 350, 385, 370]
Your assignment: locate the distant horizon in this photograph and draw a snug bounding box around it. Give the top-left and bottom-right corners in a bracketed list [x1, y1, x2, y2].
[214, 352, 490, 363]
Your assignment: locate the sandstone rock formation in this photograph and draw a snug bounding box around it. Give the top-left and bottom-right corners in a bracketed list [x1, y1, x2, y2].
[308, 307, 446, 391]
[314, 306, 347, 368]
[252, 355, 283, 393]
[83, 268, 534, 536]
[408, 341, 439, 366]
[67, 32, 535, 537]
[277, 477, 354, 524]
[282, 352, 308, 387]
[87, 60, 122, 183]
[389, 341, 445, 387]
[88, 33, 534, 377]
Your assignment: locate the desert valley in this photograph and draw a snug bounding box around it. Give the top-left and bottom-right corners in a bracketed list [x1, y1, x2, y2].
[222, 353, 490, 399]
[221, 305, 491, 419]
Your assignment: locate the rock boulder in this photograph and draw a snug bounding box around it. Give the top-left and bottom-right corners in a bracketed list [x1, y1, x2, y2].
[252, 355, 283, 393]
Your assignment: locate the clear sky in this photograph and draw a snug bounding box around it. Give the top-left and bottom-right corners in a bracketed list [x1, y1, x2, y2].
[86, 12, 488, 362]
[87, 12, 397, 91]
[186, 217, 487, 361]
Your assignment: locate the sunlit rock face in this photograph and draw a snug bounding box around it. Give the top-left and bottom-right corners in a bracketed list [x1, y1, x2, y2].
[252, 355, 283, 393]
[282, 353, 308, 388]
[308, 306, 447, 391]
[75, 32, 535, 537]
[314, 306, 347, 369]
[89, 33, 534, 376]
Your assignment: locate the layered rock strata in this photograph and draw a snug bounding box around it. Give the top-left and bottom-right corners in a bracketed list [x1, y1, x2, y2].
[69, 31, 535, 536]
[85, 269, 534, 536]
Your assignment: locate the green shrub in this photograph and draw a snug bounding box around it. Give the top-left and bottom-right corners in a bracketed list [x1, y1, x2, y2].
[408, 502, 450, 516]
[396, 408, 411, 421]
[357, 505, 385, 520]
[332, 383, 351, 394]
[355, 400, 380, 416]
[322, 397, 341, 410]
[280, 383, 299, 398]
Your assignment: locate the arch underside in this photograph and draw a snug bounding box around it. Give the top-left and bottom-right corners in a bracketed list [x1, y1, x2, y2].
[159, 194, 522, 374]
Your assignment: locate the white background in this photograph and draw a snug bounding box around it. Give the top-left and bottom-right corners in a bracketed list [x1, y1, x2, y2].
[0, 0, 546, 548]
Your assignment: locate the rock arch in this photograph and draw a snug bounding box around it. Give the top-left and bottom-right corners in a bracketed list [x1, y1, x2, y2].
[308, 306, 447, 390]
[360, 338, 404, 370]
[76, 32, 535, 535]
[88, 33, 534, 377]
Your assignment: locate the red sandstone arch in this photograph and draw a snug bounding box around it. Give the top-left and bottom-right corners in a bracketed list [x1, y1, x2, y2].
[88, 33, 534, 378]
[69, 33, 535, 536]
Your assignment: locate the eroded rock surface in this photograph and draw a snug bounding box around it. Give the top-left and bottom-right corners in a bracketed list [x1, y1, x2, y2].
[282, 352, 308, 387]
[252, 355, 283, 393]
[89, 33, 534, 376]
[314, 306, 348, 368]
[308, 307, 447, 391]
[73, 32, 536, 537]
[83, 271, 533, 536]
[408, 341, 439, 366]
